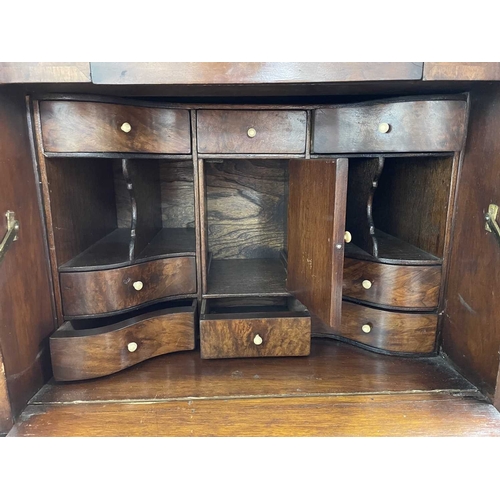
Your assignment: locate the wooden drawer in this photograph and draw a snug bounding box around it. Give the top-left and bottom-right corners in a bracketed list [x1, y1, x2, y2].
[39, 100, 191, 153]
[50, 300, 196, 381]
[60, 257, 196, 317]
[200, 298, 311, 359]
[197, 110, 307, 154]
[312, 99, 467, 153]
[340, 301, 437, 354]
[343, 258, 441, 310]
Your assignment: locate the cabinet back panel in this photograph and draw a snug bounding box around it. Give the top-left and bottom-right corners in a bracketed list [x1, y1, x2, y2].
[206, 160, 287, 259]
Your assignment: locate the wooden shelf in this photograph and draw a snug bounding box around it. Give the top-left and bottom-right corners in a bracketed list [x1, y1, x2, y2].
[204, 258, 289, 298]
[59, 227, 196, 272]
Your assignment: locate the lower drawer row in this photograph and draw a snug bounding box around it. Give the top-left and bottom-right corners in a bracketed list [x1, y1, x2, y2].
[50, 297, 438, 381]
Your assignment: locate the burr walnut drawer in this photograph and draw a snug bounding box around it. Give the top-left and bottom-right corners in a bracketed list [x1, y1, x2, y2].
[343, 258, 442, 310]
[340, 301, 437, 354]
[312, 99, 467, 153]
[60, 257, 196, 318]
[50, 300, 196, 381]
[39, 100, 191, 153]
[197, 110, 307, 154]
[200, 298, 311, 359]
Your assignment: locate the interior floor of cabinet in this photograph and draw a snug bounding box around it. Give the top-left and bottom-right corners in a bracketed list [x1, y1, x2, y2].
[8, 339, 500, 437]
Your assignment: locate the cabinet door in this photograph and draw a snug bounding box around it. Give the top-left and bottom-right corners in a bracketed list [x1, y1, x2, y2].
[287, 159, 348, 329]
[0, 90, 57, 433]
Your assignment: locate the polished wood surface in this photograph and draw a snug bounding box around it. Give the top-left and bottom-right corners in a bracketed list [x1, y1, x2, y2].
[0, 62, 91, 83]
[40, 101, 191, 153]
[424, 63, 500, 81]
[51, 301, 196, 381]
[200, 299, 310, 359]
[90, 62, 424, 85]
[340, 301, 437, 353]
[197, 110, 306, 154]
[0, 91, 56, 428]
[441, 86, 500, 402]
[0, 347, 13, 433]
[287, 159, 348, 329]
[60, 257, 196, 317]
[313, 98, 467, 153]
[343, 258, 441, 309]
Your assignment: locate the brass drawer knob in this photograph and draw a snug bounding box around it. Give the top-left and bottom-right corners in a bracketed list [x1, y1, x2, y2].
[378, 122, 390, 134]
[253, 334, 263, 346]
[247, 127, 257, 138]
[362, 280, 372, 290]
[127, 342, 138, 352]
[132, 281, 144, 291]
[344, 231, 352, 243]
[121, 122, 132, 133]
[361, 323, 372, 334]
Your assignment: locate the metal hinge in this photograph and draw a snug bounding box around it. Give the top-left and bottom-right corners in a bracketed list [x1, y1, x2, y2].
[0, 211, 20, 265]
[485, 204, 500, 246]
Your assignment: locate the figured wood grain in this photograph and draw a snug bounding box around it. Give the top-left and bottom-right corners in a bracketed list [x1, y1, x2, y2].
[197, 110, 306, 154]
[340, 301, 437, 353]
[206, 160, 287, 259]
[60, 257, 196, 317]
[441, 86, 500, 399]
[50, 301, 196, 381]
[0, 90, 56, 424]
[313, 99, 467, 153]
[90, 62, 423, 85]
[10, 393, 500, 437]
[343, 258, 441, 309]
[40, 101, 191, 153]
[287, 159, 348, 329]
[424, 63, 500, 81]
[0, 62, 91, 83]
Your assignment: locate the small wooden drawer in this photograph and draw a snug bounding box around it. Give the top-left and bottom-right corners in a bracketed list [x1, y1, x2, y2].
[200, 298, 311, 359]
[340, 301, 437, 354]
[343, 258, 441, 310]
[39, 100, 191, 153]
[50, 300, 196, 381]
[197, 110, 307, 154]
[60, 257, 196, 317]
[313, 98, 467, 153]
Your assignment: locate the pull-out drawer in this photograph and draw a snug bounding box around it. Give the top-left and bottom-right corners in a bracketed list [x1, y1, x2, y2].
[343, 258, 442, 310]
[50, 300, 196, 381]
[200, 298, 311, 359]
[39, 100, 191, 153]
[197, 110, 307, 154]
[340, 301, 437, 354]
[60, 256, 196, 317]
[313, 98, 467, 153]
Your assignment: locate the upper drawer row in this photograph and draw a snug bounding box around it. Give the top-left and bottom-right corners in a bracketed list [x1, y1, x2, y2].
[39, 99, 467, 154]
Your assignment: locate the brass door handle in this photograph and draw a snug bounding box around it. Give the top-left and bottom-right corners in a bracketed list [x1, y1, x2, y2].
[0, 211, 20, 265]
[485, 204, 500, 246]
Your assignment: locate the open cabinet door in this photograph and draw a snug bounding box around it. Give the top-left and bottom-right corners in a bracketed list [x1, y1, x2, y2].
[287, 159, 348, 330]
[0, 89, 57, 433]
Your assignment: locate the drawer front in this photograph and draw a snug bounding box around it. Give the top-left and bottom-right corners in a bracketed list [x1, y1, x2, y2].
[313, 99, 467, 153]
[60, 257, 196, 317]
[343, 258, 441, 309]
[50, 301, 196, 381]
[197, 110, 307, 154]
[40, 100, 191, 153]
[340, 301, 437, 353]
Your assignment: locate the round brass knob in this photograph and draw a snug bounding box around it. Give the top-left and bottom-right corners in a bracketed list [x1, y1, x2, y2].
[247, 127, 257, 138]
[121, 122, 132, 133]
[127, 342, 138, 352]
[361, 324, 372, 334]
[362, 280, 372, 290]
[378, 122, 390, 134]
[344, 231, 352, 243]
[253, 334, 263, 346]
[132, 281, 143, 291]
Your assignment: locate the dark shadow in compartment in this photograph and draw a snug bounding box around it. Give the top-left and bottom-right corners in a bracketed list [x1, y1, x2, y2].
[201, 297, 309, 318]
[44, 157, 196, 271]
[204, 159, 289, 297]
